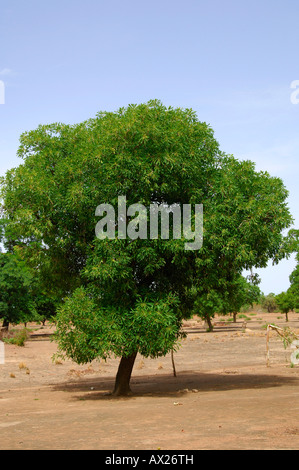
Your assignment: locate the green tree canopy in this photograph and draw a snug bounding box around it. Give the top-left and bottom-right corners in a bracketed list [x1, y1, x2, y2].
[261, 293, 278, 313]
[0, 252, 35, 329]
[275, 291, 295, 321]
[219, 274, 261, 321]
[289, 251, 299, 309]
[0, 100, 293, 395]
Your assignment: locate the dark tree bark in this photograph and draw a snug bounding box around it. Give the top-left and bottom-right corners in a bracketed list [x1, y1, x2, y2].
[112, 351, 137, 396]
[2, 319, 9, 331]
[205, 314, 213, 332]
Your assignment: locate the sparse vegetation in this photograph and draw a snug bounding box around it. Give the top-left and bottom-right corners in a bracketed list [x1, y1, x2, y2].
[3, 328, 29, 347]
[239, 314, 251, 321]
[261, 293, 278, 313]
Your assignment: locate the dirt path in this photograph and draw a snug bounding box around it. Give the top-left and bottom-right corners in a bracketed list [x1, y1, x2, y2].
[1, 312, 299, 450]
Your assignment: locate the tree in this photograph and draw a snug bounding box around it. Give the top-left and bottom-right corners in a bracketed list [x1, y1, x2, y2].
[0, 216, 59, 329]
[0, 252, 35, 330]
[31, 287, 60, 326]
[289, 262, 299, 301]
[0, 100, 293, 395]
[275, 291, 295, 322]
[0, 218, 37, 329]
[288, 237, 299, 310]
[220, 274, 261, 322]
[261, 293, 278, 313]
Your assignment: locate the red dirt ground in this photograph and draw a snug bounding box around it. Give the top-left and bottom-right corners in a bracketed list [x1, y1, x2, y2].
[1, 311, 299, 450]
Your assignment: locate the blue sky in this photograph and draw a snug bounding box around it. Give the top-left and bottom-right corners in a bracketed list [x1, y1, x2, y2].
[0, 0, 298, 294]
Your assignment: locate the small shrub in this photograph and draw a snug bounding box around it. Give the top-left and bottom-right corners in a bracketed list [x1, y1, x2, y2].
[240, 304, 251, 313]
[54, 358, 63, 365]
[239, 314, 251, 321]
[3, 328, 29, 347]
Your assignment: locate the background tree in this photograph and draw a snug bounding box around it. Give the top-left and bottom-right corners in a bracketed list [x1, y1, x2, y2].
[275, 228, 299, 312]
[220, 274, 261, 323]
[31, 286, 60, 326]
[0, 216, 58, 329]
[261, 293, 278, 313]
[275, 291, 295, 322]
[288, 230, 299, 310]
[289, 261, 299, 299]
[1, 100, 294, 395]
[0, 252, 35, 330]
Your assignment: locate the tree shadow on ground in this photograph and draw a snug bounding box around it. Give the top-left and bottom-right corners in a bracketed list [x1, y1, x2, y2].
[52, 369, 299, 401]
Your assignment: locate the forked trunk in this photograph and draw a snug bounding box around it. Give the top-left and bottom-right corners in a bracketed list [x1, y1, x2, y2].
[113, 352, 137, 396]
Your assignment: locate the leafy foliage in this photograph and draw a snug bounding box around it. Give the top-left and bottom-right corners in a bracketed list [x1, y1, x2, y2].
[275, 291, 295, 315]
[0, 100, 293, 370]
[261, 293, 278, 313]
[219, 274, 261, 315]
[289, 252, 299, 309]
[0, 252, 35, 326]
[54, 287, 183, 364]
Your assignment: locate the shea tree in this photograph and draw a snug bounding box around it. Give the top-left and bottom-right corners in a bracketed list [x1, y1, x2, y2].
[0, 100, 293, 395]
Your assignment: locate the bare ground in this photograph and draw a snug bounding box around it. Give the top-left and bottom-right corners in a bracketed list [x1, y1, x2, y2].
[1, 311, 299, 450]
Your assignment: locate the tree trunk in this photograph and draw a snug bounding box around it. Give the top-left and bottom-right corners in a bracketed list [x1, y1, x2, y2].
[113, 352, 137, 396]
[286, 312, 289, 322]
[205, 315, 213, 332]
[171, 350, 177, 377]
[233, 312, 237, 323]
[2, 319, 9, 331]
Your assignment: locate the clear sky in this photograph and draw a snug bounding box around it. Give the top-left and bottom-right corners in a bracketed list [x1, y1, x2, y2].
[0, 0, 298, 294]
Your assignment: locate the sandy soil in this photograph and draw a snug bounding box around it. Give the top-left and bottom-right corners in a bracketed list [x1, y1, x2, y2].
[1, 311, 299, 450]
